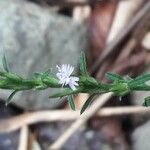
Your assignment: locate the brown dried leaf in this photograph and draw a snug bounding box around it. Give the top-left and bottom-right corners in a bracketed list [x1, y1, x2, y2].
[89, 1, 118, 62]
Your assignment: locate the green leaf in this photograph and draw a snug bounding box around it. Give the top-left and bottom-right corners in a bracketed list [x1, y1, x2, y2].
[41, 69, 51, 79]
[68, 95, 75, 111]
[5, 73, 22, 82]
[143, 96, 150, 107]
[110, 82, 129, 96]
[33, 73, 42, 79]
[2, 55, 9, 72]
[79, 76, 99, 87]
[106, 72, 124, 82]
[44, 69, 52, 75]
[130, 84, 150, 91]
[49, 88, 81, 98]
[5, 90, 18, 106]
[42, 76, 60, 88]
[43, 69, 55, 79]
[134, 73, 150, 81]
[80, 94, 95, 114]
[130, 74, 150, 86]
[79, 52, 88, 76]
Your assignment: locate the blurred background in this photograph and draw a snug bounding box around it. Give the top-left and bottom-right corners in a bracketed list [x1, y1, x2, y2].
[0, 0, 150, 149]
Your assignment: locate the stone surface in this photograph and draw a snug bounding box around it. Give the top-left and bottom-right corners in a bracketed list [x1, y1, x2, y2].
[0, 101, 22, 150]
[0, 0, 88, 110]
[35, 122, 111, 150]
[132, 120, 150, 150]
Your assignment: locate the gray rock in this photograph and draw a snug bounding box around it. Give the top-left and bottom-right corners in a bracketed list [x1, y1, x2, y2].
[35, 123, 104, 150]
[132, 120, 150, 150]
[0, 0, 88, 110]
[132, 91, 149, 106]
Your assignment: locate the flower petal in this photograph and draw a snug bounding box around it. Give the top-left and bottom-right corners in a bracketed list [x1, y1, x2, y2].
[56, 64, 79, 90]
[69, 82, 76, 91]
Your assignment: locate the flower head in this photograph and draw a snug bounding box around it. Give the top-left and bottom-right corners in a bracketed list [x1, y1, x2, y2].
[56, 64, 79, 90]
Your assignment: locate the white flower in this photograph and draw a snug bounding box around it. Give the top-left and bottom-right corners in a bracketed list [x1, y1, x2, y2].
[56, 64, 79, 90]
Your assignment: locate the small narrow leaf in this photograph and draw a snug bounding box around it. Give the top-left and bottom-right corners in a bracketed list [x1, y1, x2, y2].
[130, 84, 150, 91]
[143, 96, 150, 107]
[79, 76, 99, 87]
[44, 69, 52, 75]
[33, 72, 42, 78]
[5, 90, 18, 106]
[41, 69, 51, 78]
[49, 88, 81, 98]
[106, 72, 124, 81]
[79, 52, 88, 76]
[2, 55, 9, 72]
[134, 73, 150, 81]
[68, 95, 75, 111]
[41, 69, 55, 81]
[80, 94, 95, 114]
[130, 74, 150, 86]
[42, 76, 60, 88]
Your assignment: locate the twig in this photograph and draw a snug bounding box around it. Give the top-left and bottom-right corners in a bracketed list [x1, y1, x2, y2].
[49, 92, 113, 150]
[18, 126, 29, 150]
[107, 0, 143, 43]
[90, 1, 150, 75]
[114, 39, 136, 63]
[0, 110, 79, 133]
[0, 105, 149, 133]
[99, 106, 150, 116]
[96, 38, 137, 80]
